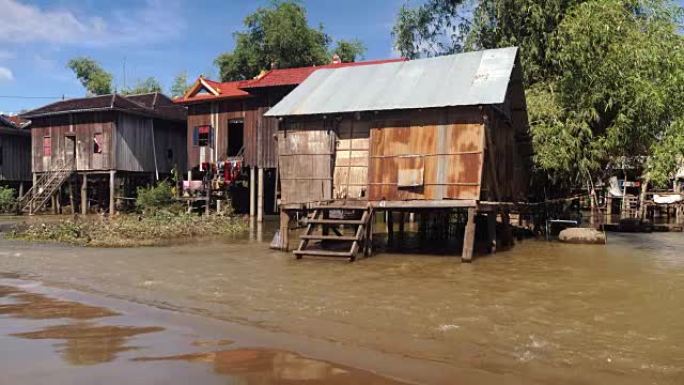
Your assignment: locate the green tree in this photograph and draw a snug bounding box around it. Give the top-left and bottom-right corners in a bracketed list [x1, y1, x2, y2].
[67, 57, 113, 95]
[121, 77, 163, 95]
[215, 1, 337, 81]
[392, 0, 585, 84]
[170, 71, 190, 98]
[333, 39, 366, 62]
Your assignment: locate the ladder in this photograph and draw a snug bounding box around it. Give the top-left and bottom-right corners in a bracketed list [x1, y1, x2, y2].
[19, 159, 74, 214]
[294, 203, 373, 262]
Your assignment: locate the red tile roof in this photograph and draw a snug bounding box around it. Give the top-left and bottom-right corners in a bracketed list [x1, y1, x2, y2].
[242, 58, 407, 89]
[175, 58, 407, 104]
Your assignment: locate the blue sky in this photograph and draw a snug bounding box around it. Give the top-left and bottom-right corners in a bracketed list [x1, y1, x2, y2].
[1, 0, 683, 114]
[0, 0, 406, 113]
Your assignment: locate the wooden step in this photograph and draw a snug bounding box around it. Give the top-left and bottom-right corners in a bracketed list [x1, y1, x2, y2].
[307, 219, 365, 225]
[293, 249, 353, 258]
[300, 235, 358, 241]
[310, 204, 368, 210]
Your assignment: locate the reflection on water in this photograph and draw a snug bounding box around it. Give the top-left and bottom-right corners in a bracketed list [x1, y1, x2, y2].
[134, 348, 407, 385]
[1, 285, 162, 366]
[12, 323, 163, 365]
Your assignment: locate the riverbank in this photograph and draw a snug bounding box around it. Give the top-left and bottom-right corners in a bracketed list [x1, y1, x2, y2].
[1, 225, 683, 384]
[5, 212, 248, 247]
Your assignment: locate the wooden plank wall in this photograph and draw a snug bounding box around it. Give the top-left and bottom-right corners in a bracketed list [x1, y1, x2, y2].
[186, 96, 279, 170]
[116, 113, 155, 172]
[0, 131, 31, 181]
[278, 120, 334, 205]
[333, 119, 370, 199]
[31, 112, 114, 173]
[368, 108, 484, 201]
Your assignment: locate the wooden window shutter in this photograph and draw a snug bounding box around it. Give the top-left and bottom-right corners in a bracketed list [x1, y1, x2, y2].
[192, 127, 199, 146]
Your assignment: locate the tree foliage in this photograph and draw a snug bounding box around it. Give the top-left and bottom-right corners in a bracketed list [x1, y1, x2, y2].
[393, 0, 684, 188]
[67, 57, 113, 95]
[215, 1, 366, 81]
[333, 39, 366, 63]
[170, 71, 190, 98]
[121, 77, 163, 95]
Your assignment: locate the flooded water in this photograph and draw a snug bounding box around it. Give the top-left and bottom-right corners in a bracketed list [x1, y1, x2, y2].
[1, 218, 684, 384]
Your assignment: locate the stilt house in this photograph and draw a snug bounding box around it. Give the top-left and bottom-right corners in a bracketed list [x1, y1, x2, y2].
[0, 115, 31, 193]
[20, 93, 187, 214]
[265, 47, 533, 262]
[174, 58, 405, 220]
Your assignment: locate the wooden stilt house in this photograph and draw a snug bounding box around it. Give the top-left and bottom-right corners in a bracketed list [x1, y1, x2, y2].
[174, 58, 405, 220]
[0, 115, 31, 195]
[265, 47, 533, 262]
[20, 93, 187, 214]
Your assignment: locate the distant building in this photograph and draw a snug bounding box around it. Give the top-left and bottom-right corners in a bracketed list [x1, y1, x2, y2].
[20, 93, 187, 214]
[0, 114, 31, 193]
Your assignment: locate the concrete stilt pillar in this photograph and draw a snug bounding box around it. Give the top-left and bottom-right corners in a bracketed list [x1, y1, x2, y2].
[18, 182, 24, 199]
[257, 167, 264, 222]
[279, 210, 290, 251]
[81, 174, 88, 215]
[109, 170, 116, 215]
[487, 211, 497, 254]
[249, 167, 256, 217]
[462, 207, 476, 263]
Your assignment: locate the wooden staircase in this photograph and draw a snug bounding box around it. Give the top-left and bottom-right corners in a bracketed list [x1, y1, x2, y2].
[19, 159, 74, 214]
[294, 203, 373, 262]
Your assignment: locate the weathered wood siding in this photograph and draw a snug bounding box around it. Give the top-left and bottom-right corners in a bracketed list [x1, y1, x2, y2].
[368, 108, 484, 201]
[0, 131, 31, 181]
[278, 120, 335, 205]
[115, 113, 186, 173]
[333, 120, 370, 199]
[186, 95, 279, 170]
[31, 112, 114, 172]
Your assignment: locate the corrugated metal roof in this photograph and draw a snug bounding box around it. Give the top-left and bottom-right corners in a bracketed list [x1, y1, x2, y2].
[265, 47, 518, 117]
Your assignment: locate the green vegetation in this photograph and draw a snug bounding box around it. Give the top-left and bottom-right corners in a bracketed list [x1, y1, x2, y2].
[135, 182, 176, 214]
[170, 71, 190, 98]
[393, 0, 684, 189]
[215, 0, 366, 81]
[9, 211, 247, 247]
[67, 57, 113, 95]
[121, 77, 163, 95]
[0, 187, 17, 213]
[333, 39, 366, 63]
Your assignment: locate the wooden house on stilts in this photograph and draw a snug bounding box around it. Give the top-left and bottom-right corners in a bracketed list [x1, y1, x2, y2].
[266, 47, 533, 262]
[174, 57, 405, 220]
[0, 115, 31, 195]
[20, 93, 187, 214]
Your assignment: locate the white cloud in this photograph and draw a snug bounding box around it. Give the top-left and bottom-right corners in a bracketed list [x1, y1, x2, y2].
[0, 66, 14, 81]
[0, 0, 184, 46]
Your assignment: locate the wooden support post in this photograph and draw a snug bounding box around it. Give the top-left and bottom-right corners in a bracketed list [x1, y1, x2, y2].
[81, 174, 88, 215]
[462, 207, 476, 263]
[249, 167, 256, 217]
[257, 167, 264, 222]
[502, 210, 513, 248]
[606, 196, 613, 221]
[51, 195, 57, 214]
[55, 189, 61, 214]
[487, 211, 497, 254]
[279, 210, 290, 251]
[109, 170, 115, 215]
[69, 180, 75, 215]
[387, 210, 394, 247]
[205, 177, 211, 215]
[18, 182, 24, 199]
[398, 211, 405, 237]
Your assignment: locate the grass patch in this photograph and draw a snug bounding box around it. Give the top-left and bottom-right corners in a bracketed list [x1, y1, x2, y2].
[8, 211, 248, 247]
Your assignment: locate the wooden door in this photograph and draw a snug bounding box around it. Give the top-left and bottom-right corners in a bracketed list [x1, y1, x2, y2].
[333, 120, 370, 200]
[278, 121, 334, 205]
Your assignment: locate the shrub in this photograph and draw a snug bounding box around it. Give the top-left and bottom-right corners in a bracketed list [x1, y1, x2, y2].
[135, 182, 174, 213]
[0, 186, 17, 213]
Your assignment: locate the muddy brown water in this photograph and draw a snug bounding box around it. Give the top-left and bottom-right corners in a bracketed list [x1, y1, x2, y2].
[1, 217, 683, 384]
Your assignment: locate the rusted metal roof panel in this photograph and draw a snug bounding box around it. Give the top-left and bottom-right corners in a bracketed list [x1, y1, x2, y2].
[266, 47, 518, 117]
